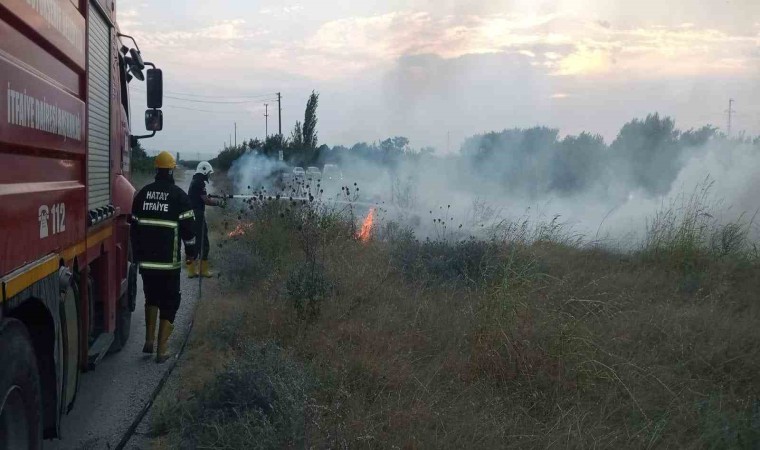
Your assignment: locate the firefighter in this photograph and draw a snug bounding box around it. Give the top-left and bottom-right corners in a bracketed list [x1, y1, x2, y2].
[131, 151, 197, 363]
[186, 161, 224, 278]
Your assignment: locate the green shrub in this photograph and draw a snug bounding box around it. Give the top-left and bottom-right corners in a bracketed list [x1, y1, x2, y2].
[286, 261, 332, 319]
[641, 179, 756, 270]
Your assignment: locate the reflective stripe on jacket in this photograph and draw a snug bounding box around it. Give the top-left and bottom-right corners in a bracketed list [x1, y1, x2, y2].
[131, 177, 196, 273]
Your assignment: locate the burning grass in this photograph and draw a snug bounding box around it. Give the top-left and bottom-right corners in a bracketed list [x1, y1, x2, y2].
[356, 208, 375, 242]
[152, 186, 760, 449]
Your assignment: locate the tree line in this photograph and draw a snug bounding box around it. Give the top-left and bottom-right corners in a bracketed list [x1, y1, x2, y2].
[195, 90, 759, 200]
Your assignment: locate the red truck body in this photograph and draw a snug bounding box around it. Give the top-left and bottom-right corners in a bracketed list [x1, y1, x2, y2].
[0, 0, 150, 440]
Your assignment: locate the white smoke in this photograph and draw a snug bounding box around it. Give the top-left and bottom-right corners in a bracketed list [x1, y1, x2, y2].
[330, 137, 760, 246]
[229, 152, 289, 193]
[224, 136, 760, 247]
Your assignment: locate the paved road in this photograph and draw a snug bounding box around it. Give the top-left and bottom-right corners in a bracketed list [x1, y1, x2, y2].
[45, 170, 200, 449]
[44, 274, 200, 450]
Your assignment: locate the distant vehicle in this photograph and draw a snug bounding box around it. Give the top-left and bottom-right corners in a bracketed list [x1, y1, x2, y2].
[323, 164, 343, 181]
[306, 166, 321, 180]
[293, 167, 305, 177]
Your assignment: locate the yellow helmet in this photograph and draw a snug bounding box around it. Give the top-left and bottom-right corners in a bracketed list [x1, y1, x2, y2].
[154, 151, 176, 169]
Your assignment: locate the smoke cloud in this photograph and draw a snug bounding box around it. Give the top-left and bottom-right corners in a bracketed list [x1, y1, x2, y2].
[229, 152, 289, 193]
[227, 115, 760, 246]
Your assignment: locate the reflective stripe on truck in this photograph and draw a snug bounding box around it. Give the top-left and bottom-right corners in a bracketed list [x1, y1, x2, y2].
[1, 225, 112, 302]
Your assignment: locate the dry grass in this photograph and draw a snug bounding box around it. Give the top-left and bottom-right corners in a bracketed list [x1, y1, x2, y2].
[152, 191, 760, 449]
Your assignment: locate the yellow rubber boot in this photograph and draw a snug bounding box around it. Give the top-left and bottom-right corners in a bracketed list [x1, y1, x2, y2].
[186, 260, 198, 279]
[156, 319, 175, 363]
[143, 306, 159, 354]
[200, 260, 214, 278]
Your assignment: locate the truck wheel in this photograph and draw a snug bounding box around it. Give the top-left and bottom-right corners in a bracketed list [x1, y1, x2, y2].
[60, 279, 81, 413]
[0, 319, 43, 450]
[109, 298, 132, 354]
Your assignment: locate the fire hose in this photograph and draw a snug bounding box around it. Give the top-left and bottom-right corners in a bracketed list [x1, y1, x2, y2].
[208, 193, 386, 210]
[114, 218, 208, 450]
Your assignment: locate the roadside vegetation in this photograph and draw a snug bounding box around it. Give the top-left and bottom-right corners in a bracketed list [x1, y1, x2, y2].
[150, 178, 760, 449]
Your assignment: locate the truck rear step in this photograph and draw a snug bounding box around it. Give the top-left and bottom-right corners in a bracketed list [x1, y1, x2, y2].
[87, 332, 114, 369]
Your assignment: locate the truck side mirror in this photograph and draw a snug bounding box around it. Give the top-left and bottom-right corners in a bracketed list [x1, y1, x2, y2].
[146, 68, 163, 109]
[145, 109, 163, 131]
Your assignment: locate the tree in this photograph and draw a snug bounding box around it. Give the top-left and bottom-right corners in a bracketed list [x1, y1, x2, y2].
[680, 125, 717, 147]
[132, 139, 148, 159]
[551, 132, 606, 194]
[302, 91, 319, 150]
[130, 139, 154, 172]
[246, 138, 263, 153]
[611, 113, 681, 196]
[290, 121, 303, 150]
[211, 144, 248, 172]
[262, 134, 286, 159]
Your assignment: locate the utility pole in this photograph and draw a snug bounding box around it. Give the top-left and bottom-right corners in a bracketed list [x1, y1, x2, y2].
[234, 122, 237, 147]
[277, 92, 282, 136]
[726, 99, 735, 138]
[447, 131, 450, 153]
[264, 104, 269, 138]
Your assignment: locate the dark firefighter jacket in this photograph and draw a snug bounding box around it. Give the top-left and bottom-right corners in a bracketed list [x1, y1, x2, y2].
[131, 176, 196, 273]
[188, 173, 208, 216]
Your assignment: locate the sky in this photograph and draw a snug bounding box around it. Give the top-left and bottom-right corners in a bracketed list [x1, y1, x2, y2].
[119, 0, 760, 157]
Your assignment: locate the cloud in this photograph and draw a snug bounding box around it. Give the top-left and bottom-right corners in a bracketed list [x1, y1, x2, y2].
[117, 8, 140, 30]
[118, 6, 759, 83]
[303, 11, 760, 79]
[138, 19, 259, 46]
[259, 5, 303, 16]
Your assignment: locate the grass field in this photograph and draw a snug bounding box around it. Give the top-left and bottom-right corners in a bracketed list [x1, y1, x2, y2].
[150, 181, 760, 449]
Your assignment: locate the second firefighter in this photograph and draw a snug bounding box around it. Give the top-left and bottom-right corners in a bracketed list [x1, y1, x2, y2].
[186, 161, 224, 278]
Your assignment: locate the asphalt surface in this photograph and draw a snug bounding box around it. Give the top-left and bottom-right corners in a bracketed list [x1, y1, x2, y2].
[45, 171, 201, 449]
[44, 273, 201, 450]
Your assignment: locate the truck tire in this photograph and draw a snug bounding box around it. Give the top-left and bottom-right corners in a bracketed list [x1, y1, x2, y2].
[111, 242, 137, 354]
[0, 319, 43, 450]
[109, 298, 132, 354]
[60, 279, 81, 414]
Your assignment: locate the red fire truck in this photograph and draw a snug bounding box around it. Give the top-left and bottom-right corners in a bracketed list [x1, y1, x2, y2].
[0, 0, 163, 446]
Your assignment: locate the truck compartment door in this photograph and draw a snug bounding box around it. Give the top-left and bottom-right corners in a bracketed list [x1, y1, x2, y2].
[87, 3, 111, 212]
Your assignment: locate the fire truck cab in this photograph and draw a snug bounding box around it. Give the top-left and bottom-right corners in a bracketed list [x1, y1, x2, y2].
[0, 0, 163, 446]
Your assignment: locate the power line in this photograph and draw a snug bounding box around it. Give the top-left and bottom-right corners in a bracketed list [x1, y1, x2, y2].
[131, 86, 277, 100]
[131, 89, 277, 104]
[162, 105, 255, 114]
[163, 91, 276, 100]
[161, 95, 277, 105]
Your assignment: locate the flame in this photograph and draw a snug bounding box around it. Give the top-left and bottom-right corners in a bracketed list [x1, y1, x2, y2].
[356, 208, 375, 242]
[228, 222, 254, 238]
